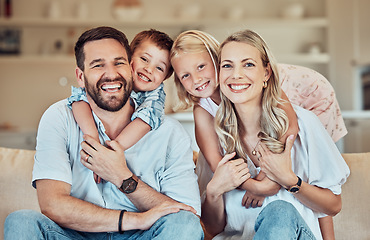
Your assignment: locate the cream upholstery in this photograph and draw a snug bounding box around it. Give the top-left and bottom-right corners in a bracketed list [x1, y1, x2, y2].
[0, 147, 369, 239]
[333, 153, 370, 240]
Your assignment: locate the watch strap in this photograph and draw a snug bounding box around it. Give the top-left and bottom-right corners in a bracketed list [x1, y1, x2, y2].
[286, 176, 302, 194]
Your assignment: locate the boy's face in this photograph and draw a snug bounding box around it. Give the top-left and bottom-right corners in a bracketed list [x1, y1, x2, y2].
[130, 40, 170, 92]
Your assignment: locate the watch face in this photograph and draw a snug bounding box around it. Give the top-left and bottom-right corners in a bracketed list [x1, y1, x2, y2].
[290, 187, 299, 193]
[121, 177, 138, 194]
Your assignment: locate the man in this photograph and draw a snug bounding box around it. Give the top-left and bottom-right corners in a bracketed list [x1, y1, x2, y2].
[5, 26, 203, 239]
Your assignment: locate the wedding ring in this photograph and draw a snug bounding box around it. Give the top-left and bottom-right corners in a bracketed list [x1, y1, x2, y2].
[85, 155, 91, 164]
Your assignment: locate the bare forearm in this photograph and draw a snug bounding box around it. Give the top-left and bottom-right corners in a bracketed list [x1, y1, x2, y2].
[125, 179, 179, 212]
[115, 118, 151, 150]
[239, 176, 280, 196]
[278, 173, 341, 216]
[293, 181, 342, 216]
[201, 187, 226, 236]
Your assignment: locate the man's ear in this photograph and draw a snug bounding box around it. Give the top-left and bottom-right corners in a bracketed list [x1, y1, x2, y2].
[75, 67, 85, 88]
[264, 63, 272, 82]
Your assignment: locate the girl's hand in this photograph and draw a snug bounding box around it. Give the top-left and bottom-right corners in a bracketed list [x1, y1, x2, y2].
[242, 190, 264, 208]
[257, 135, 296, 188]
[207, 152, 251, 198]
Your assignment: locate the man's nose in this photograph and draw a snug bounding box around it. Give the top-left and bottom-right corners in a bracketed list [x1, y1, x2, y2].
[105, 64, 120, 78]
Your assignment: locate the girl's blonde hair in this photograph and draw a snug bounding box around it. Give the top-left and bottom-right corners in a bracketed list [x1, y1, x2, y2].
[170, 30, 220, 111]
[215, 29, 289, 159]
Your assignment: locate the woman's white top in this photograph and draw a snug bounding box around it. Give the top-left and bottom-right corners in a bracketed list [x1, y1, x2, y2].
[197, 104, 350, 240]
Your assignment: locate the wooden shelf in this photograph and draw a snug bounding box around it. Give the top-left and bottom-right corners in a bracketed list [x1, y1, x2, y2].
[0, 17, 328, 29]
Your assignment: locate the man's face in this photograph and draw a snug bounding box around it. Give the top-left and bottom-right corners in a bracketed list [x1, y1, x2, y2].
[80, 38, 132, 112]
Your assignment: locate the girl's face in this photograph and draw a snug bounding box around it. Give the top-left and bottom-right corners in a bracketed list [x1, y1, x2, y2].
[219, 41, 270, 106]
[171, 51, 217, 99]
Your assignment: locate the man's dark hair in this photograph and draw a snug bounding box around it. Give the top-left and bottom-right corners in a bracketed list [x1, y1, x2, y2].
[130, 29, 174, 80]
[74, 26, 131, 71]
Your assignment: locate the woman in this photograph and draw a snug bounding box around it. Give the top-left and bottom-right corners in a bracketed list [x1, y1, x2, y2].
[202, 29, 350, 239]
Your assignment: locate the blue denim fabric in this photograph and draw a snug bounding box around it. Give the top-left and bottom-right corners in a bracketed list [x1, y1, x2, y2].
[254, 200, 316, 240]
[5, 210, 204, 240]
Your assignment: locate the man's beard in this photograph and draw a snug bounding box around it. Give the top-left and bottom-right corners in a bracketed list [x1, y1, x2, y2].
[84, 74, 132, 112]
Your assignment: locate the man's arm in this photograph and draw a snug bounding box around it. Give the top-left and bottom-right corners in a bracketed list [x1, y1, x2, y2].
[80, 136, 197, 213]
[36, 179, 193, 232]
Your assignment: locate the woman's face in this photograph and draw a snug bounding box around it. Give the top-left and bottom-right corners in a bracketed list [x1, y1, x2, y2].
[171, 51, 218, 99]
[219, 41, 270, 106]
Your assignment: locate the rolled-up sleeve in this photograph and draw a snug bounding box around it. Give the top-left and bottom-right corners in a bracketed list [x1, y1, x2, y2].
[131, 84, 166, 130]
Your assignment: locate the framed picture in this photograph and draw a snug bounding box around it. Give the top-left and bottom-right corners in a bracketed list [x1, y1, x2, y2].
[0, 27, 21, 55]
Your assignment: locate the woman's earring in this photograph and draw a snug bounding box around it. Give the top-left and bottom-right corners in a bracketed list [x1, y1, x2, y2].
[263, 81, 267, 88]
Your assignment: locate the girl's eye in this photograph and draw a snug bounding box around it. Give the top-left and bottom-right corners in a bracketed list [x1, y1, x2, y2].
[198, 64, 205, 70]
[181, 73, 190, 80]
[156, 66, 164, 72]
[221, 63, 232, 69]
[140, 57, 148, 62]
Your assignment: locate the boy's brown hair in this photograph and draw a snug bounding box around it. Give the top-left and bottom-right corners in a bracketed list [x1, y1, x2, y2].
[130, 29, 174, 80]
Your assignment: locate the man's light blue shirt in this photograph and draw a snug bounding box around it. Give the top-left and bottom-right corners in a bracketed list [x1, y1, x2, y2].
[32, 99, 201, 215]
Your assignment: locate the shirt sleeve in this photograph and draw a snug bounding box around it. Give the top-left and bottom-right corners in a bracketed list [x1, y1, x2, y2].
[131, 83, 166, 130]
[292, 106, 350, 196]
[67, 86, 89, 110]
[32, 100, 75, 188]
[157, 119, 201, 215]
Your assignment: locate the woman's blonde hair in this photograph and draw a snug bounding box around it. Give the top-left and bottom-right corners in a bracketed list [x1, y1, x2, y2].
[170, 30, 220, 111]
[215, 29, 289, 159]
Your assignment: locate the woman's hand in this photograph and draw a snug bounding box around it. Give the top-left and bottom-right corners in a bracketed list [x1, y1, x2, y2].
[257, 135, 296, 188]
[207, 152, 251, 198]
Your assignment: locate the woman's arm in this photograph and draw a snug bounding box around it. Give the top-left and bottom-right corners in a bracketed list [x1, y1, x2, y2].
[71, 101, 99, 141]
[201, 154, 250, 236]
[258, 136, 342, 216]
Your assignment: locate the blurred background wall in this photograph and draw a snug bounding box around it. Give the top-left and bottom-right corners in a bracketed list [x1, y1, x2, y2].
[0, 0, 369, 152]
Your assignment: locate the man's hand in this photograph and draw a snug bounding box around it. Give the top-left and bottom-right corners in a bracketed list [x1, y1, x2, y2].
[80, 135, 131, 187]
[135, 201, 197, 230]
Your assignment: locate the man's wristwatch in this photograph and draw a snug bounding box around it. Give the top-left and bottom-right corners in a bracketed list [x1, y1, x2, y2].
[286, 176, 302, 194]
[119, 174, 139, 194]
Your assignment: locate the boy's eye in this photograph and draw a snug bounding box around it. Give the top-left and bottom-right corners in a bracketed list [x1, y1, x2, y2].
[156, 66, 164, 72]
[140, 57, 148, 62]
[116, 62, 125, 66]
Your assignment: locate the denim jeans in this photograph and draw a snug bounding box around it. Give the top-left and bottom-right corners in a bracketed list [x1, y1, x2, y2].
[254, 200, 316, 240]
[4, 209, 204, 240]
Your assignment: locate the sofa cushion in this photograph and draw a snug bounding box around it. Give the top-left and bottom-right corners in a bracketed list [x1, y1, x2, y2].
[334, 152, 370, 240]
[0, 147, 39, 239]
